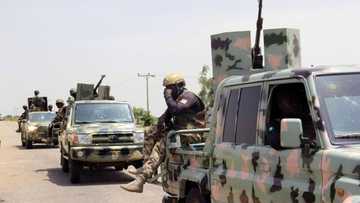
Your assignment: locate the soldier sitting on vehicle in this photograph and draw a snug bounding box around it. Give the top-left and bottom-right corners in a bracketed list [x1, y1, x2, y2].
[121, 73, 206, 193]
[16, 105, 28, 133]
[48, 99, 66, 139]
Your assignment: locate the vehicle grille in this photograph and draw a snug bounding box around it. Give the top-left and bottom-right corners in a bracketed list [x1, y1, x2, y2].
[37, 126, 48, 133]
[92, 133, 134, 144]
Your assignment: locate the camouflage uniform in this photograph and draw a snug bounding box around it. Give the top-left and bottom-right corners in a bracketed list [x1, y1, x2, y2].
[122, 74, 206, 193]
[48, 100, 66, 139]
[17, 106, 28, 132]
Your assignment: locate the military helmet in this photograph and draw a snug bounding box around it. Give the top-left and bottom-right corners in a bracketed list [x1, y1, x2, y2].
[22, 105, 27, 109]
[67, 96, 74, 104]
[34, 90, 40, 96]
[55, 99, 64, 104]
[163, 73, 185, 87]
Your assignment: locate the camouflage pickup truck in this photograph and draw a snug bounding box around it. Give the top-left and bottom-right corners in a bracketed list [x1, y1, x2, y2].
[21, 111, 56, 149]
[59, 100, 144, 183]
[161, 65, 360, 203]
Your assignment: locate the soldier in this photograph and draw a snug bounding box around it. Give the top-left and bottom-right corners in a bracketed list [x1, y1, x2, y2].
[121, 73, 205, 193]
[69, 88, 77, 100]
[16, 105, 28, 132]
[48, 99, 66, 139]
[31, 90, 45, 111]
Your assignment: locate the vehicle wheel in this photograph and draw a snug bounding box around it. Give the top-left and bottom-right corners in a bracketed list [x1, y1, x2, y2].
[185, 187, 208, 203]
[69, 159, 81, 184]
[162, 195, 179, 203]
[26, 139, 33, 149]
[61, 150, 69, 173]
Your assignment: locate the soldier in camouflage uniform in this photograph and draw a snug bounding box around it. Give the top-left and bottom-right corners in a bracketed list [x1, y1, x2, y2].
[48, 99, 66, 139]
[31, 90, 46, 111]
[69, 88, 77, 100]
[121, 73, 206, 193]
[16, 105, 28, 132]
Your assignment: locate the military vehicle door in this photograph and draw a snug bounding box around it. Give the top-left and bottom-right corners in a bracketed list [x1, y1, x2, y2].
[253, 80, 323, 203]
[210, 83, 263, 202]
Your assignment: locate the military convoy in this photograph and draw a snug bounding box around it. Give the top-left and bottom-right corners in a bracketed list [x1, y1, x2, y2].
[159, 2, 360, 203]
[58, 77, 144, 183]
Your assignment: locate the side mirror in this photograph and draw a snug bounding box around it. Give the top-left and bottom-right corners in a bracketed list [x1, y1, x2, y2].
[280, 118, 303, 148]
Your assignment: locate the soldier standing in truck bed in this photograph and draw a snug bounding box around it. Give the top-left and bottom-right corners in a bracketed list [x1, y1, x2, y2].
[121, 73, 206, 193]
[31, 90, 46, 111]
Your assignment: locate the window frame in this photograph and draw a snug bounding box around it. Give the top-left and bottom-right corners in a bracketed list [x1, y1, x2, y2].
[261, 78, 321, 148]
[219, 82, 264, 145]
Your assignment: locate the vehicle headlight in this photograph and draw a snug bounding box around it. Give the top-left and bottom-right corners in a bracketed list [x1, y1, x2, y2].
[28, 125, 38, 132]
[133, 131, 144, 143]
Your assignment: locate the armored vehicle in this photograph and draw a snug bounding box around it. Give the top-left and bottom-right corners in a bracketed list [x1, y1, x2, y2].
[21, 111, 56, 149]
[161, 2, 360, 203]
[59, 78, 143, 183]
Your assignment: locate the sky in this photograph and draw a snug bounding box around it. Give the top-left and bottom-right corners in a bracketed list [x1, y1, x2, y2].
[0, 0, 359, 116]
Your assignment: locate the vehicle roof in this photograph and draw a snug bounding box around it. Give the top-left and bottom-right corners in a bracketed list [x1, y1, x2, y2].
[74, 100, 130, 105]
[222, 65, 360, 86]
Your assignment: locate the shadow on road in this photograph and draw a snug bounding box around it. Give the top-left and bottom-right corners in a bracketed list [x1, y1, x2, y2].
[13, 145, 58, 150]
[35, 167, 134, 186]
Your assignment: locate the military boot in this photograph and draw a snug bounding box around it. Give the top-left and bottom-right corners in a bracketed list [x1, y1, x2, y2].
[121, 175, 145, 193]
[127, 165, 144, 175]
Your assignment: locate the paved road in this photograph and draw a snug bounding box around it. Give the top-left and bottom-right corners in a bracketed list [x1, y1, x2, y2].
[0, 121, 163, 203]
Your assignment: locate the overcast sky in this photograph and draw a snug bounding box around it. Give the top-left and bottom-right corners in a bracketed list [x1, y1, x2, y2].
[0, 0, 359, 116]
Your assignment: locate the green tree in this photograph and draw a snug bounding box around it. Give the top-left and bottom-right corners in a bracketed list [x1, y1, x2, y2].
[198, 65, 214, 108]
[133, 107, 156, 127]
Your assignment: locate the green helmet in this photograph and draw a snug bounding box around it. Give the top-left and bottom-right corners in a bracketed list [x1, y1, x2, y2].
[55, 99, 64, 105]
[34, 90, 40, 96]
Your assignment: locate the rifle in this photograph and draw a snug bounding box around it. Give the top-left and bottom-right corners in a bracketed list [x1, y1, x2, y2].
[93, 74, 106, 97]
[252, 0, 264, 69]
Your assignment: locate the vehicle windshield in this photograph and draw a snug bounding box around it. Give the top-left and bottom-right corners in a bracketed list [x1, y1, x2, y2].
[29, 112, 56, 122]
[316, 74, 360, 142]
[74, 103, 133, 124]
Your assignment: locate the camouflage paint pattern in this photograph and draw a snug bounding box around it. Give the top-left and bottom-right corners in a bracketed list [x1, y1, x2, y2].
[211, 31, 253, 87]
[60, 100, 143, 165]
[21, 111, 56, 144]
[264, 28, 302, 70]
[162, 65, 360, 203]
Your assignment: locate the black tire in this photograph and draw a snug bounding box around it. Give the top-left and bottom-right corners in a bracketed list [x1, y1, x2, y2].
[26, 139, 33, 149]
[69, 159, 81, 184]
[61, 150, 69, 173]
[185, 187, 208, 203]
[162, 195, 179, 203]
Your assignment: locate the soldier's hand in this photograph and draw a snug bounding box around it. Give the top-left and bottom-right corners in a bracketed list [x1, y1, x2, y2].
[163, 88, 172, 98]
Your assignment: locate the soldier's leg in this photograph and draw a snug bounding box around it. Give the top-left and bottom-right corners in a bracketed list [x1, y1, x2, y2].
[143, 126, 158, 162]
[121, 137, 166, 193]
